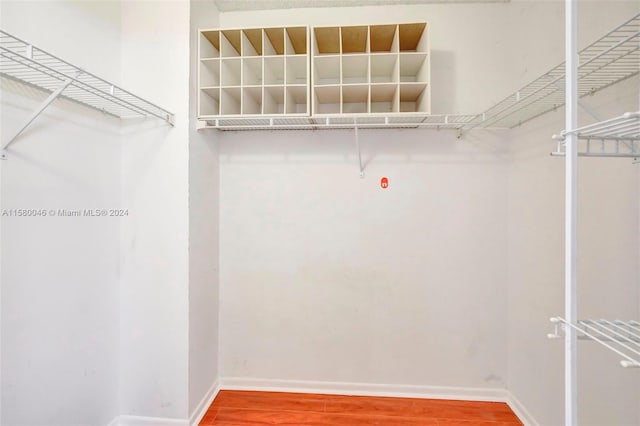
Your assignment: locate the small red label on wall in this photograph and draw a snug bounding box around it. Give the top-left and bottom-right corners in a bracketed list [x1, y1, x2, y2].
[381, 177, 389, 189]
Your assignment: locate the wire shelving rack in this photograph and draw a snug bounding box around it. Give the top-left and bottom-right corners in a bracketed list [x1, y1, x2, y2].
[0, 29, 175, 157]
[463, 13, 640, 131]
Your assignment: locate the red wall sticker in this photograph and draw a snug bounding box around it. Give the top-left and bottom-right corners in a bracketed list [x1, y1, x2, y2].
[381, 177, 389, 189]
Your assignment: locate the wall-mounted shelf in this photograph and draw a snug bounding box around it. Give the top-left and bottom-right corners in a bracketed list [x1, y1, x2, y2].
[463, 13, 640, 130]
[197, 22, 430, 128]
[549, 317, 640, 368]
[198, 26, 310, 118]
[0, 29, 175, 159]
[0, 30, 175, 124]
[197, 113, 473, 131]
[551, 111, 640, 158]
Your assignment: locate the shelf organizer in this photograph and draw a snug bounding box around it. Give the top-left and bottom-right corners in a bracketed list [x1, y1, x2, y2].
[549, 318, 640, 368]
[463, 12, 640, 131]
[312, 23, 430, 116]
[551, 111, 640, 158]
[0, 29, 175, 159]
[197, 22, 441, 131]
[198, 26, 310, 118]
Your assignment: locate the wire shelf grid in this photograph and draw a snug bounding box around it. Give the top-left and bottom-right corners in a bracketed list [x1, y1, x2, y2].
[549, 317, 640, 368]
[199, 114, 477, 131]
[465, 13, 640, 130]
[0, 29, 174, 124]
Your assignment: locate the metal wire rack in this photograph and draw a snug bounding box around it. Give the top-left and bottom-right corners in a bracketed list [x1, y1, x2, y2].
[551, 111, 640, 158]
[549, 317, 640, 368]
[0, 29, 174, 125]
[464, 13, 640, 130]
[198, 114, 477, 131]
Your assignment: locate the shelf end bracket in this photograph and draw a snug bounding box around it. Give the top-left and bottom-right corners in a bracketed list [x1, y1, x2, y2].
[1, 75, 76, 158]
[355, 124, 364, 178]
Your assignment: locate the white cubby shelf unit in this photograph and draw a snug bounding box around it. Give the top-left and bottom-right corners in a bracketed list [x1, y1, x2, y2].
[197, 22, 432, 129]
[198, 26, 310, 118]
[312, 23, 430, 116]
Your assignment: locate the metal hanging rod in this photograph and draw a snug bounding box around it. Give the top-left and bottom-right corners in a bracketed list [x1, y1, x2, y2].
[550, 111, 640, 158]
[549, 317, 640, 368]
[554, 111, 640, 142]
[0, 29, 175, 158]
[463, 13, 640, 131]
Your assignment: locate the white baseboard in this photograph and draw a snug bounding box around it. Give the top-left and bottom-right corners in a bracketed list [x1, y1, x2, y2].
[506, 392, 539, 426]
[220, 377, 508, 402]
[190, 380, 221, 426]
[110, 415, 188, 426]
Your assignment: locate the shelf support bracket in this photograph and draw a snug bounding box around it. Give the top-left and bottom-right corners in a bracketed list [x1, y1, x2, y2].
[1, 75, 77, 159]
[355, 124, 364, 178]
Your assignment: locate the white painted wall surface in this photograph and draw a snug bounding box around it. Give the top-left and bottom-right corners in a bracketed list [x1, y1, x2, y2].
[219, 128, 509, 390]
[507, 75, 640, 426]
[189, 0, 221, 421]
[119, 0, 191, 421]
[0, 2, 122, 425]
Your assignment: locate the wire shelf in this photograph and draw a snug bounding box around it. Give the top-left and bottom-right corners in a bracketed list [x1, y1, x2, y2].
[550, 111, 640, 158]
[549, 317, 640, 368]
[198, 114, 477, 131]
[465, 13, 640, 130]
[0, 29, 174, 124]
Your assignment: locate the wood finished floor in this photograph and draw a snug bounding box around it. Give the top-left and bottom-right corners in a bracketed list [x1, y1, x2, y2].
[199, 390, 524, 425]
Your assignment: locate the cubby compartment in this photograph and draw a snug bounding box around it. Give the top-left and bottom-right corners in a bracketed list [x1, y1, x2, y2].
[285, 86, 307, 114]
[314, 85, 340, 114]
[342, 55, 368, 84]
[286, 27, 307, 55]
[370, 84, 398, 113]
[314, 27, 341, 54]
[221, 30, 242, 57]
[200, 30, 220, 58]
[264, 56, 285, 85]
[221, 58, 241, 86]
[400, 53, 428, 82]
[264, 27, 285, 55]
[200, 59, 220, 87]
[314, 56, 340, 85]
[399, 83, 428, 113]
[263, 86, 285, 114]
[221, 87, 242, 115]
[286, 55, 307, 85]
[199, 87, 220, 116]
[242, 87, 262, 114]
[371, 54, 398, 83]
[398, 23, 427, 52]
[242, 28, 262, 56]
[243, 57, 262, 86]
[342, 85, 369, 114]
[370, 25, 397, 53]
[341, 26, 368, 53]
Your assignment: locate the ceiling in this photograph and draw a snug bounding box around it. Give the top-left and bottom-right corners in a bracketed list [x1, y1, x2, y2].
[214, 0, 509, 12]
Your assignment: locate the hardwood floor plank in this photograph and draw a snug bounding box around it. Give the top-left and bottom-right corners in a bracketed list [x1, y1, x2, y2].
[199, 390, 524, 426]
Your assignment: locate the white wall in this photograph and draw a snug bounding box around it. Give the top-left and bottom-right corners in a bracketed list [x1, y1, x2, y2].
[219, 128, 510, 390]
[0, 2, 122, 425]
[118, 0, 192, 421]
[188, 0, 221, 421]
[217, 2, 516, 394]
